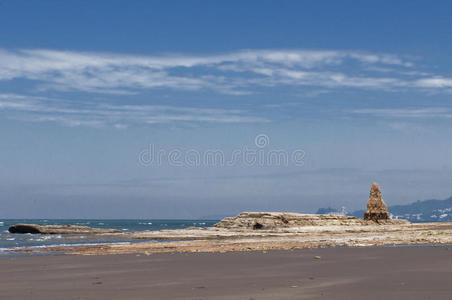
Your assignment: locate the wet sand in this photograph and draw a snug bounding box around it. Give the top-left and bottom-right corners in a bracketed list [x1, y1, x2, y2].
[1, 246, 451, 299]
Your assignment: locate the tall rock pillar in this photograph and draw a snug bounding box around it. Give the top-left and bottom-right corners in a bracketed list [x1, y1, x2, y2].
[364, 183, 390, 221]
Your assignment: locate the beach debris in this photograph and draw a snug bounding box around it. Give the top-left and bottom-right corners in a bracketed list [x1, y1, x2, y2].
[363, 183, 390, 222]
[8, 223, 121, 234]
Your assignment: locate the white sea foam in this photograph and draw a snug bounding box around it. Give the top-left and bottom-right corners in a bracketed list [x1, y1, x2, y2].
[1, 241, 133, 252]
[0, 222, 4, 226]
[193, 222, 206, 225]
[32, 235, 53, 242]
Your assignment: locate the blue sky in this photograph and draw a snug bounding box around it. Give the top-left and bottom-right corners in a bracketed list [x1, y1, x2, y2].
[1, 1, 452, 218]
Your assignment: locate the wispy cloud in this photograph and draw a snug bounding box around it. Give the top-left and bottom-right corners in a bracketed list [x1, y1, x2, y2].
[351, 107, 452, 118]
[0, 48, 423, 95]
[0, 94, 268, 127]
[413, 77, 452, 90]
[2, 48, 452, 127]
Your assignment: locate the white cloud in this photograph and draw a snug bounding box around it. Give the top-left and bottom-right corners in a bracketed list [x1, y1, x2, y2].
[351, 107, 452, 118]
[2, 48, 450, 128]
[0, 94, 268, 127]
[0, 48, 418, 94]
[413, 77, 452, 88]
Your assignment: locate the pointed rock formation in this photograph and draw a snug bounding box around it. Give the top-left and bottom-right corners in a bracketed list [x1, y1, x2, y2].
[363, 183, 390, 221]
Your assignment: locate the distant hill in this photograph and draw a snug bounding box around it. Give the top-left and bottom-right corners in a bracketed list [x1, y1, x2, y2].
[318, 196, 452, 222]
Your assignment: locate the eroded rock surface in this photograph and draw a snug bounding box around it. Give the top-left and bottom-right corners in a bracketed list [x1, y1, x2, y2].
[215, 212, 365, 229]
[215, 209, 407, 229]
[364, 183, 390, 222]
[8, 224, 121, 234]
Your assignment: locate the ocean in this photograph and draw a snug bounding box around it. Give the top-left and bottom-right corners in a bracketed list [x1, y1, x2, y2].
[0, 219, 218, 254]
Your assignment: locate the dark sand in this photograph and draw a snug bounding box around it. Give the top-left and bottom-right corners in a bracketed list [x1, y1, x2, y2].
[0, 246, 451, 299]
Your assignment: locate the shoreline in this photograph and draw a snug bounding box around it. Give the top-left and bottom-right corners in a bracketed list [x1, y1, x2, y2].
[3, 242, 452, 259]
[5, 221, 452, 256]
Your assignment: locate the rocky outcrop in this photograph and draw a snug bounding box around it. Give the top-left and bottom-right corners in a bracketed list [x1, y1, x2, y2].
[8, 224, 121, 234]
[363, 183, 390, 222]
[214, 212, 368, 229]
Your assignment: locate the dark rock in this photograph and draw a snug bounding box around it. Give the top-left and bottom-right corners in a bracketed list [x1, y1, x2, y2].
[253, 222, 264, 230]
[8, 224, 41, 234]
[8, 223, 121, 234]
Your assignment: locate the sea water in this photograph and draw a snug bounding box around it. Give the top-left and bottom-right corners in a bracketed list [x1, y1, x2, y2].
[0, 219, 218, 253]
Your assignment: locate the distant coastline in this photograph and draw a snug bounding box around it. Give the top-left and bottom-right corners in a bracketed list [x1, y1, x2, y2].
[317, 195, 452, 222]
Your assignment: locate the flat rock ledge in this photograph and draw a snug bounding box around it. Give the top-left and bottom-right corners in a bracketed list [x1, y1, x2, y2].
[214, 212, 408, 229]
[8, 223, 121, 234]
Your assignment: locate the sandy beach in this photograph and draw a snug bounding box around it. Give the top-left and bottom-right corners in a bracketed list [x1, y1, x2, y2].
[1, 246, 451, 300]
